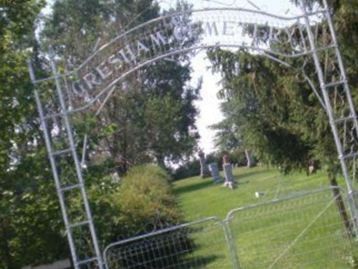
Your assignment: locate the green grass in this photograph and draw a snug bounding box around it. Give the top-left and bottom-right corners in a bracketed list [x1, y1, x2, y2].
[172, 166, 357, 269]
[173, 166, 329, 220]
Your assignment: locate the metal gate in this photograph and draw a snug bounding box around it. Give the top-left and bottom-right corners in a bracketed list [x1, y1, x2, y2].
[28, 0, 358, 267]
[104, 188, 354, 269]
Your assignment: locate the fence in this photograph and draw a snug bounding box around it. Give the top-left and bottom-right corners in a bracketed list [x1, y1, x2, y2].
[103, 217, 233, 269]
[104, 187, 355, 269]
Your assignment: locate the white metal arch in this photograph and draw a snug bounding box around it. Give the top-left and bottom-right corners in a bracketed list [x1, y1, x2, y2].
[28, 1, 358, 268]
[34, 7, 327, 113]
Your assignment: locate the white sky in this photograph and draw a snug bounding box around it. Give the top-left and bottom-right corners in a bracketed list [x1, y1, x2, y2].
[191, 52, 223, 154]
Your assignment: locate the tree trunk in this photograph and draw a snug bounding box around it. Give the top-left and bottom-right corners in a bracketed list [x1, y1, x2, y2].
[328, 171, 354, 238]
[245, 149, 255, 168]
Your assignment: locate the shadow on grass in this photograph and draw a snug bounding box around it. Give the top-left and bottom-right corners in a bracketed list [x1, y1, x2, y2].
[235, 177, 249, 184]
[235, 168, 275, 181]
[177, 254, 222, 269]
[174, 169, 275, 195]
[174, 180, 215, 195]
[106, 225, 224, 269]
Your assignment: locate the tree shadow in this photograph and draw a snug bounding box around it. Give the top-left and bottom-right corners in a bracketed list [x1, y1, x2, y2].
[174, 180, 215, 195]
[176, 254, 222, 269]
[235, 169, 272, 181]
[235, 179, 249, 185]
[174, 169, 272, 195]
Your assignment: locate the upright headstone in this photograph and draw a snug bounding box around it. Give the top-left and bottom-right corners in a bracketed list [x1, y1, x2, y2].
[223, 154, 235, 189]
[208, 162, 222, 183]
[198, 150, 210, 178]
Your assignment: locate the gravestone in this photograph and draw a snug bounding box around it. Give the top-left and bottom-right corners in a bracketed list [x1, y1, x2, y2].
[223, 163, 235, 189]
[198, 150, 210, 178]
[208, 162, 222, 183]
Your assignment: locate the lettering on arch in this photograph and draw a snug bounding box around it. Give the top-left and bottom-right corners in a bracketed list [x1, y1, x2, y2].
[66, 9, 312, 108]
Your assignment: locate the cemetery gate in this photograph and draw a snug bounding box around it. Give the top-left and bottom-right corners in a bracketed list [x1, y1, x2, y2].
[28, 0, 358, 268]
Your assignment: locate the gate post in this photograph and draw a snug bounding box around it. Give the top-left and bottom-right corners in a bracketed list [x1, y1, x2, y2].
[222, 219, 241, 269]
[299, 0, 358, 235]
[28, 56, 104, 269]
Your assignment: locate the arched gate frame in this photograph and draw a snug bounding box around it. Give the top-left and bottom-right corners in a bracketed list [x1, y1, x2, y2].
[28, 1, 358, 268]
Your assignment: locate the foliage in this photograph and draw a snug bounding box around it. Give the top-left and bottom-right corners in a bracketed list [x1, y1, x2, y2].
[105, 164, 194, 269]
[210, 101, 256, 168]
[115, 164, 182, 235]
[206, 0, 356, 237]
[210, 117, 241, 152]
[0, 1, 72, 268]
[172, 150, 248, 180]
[172, 159, 201, 180]
[207, 0, 358, 175]
[0, 0, 198, 267]
[42, 0, 201, 173]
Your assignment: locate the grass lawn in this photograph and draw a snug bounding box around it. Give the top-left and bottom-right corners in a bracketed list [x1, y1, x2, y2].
[172, 166, 356, 268]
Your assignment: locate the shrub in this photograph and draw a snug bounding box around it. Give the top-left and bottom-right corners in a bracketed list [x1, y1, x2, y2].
[107, 164, 195, 269]
[115, 164, 182, 234]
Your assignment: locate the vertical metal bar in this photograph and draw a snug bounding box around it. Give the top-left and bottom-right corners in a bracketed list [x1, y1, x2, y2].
[28, 60, 79, 265]
[322, 0, 358, 134]
[49, 57, 104, 269]
[299, 1, 358, 233]
[222, 219, 241, 269]
[81, 134, 88, 168]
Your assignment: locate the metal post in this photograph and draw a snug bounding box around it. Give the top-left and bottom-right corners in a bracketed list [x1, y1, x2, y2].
[28, 60, 79, 264]
[222, 220, 241, 269]
[322, 0, 358, 134]
[300, 1, 358, 234]
[49, 56, 104, 269]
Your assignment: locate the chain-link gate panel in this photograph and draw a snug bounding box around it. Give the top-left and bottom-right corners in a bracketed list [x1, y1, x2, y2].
[104, 217, 234, 269]
[226, 188, 354, 269]
[103, 188, 355, 269]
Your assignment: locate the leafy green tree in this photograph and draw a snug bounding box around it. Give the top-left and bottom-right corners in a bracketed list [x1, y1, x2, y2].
[210, 101, 256, 167]
[210, 116, 241, 152]
[0, 1, 72, 268]
[207, 0, 357, 233]
[1, 0, 200, 266]
[42, 0, 200, 173]
[209, 0, 357, 172]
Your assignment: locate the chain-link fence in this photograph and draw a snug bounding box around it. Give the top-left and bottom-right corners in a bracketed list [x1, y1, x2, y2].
[104, 187, 355, 269]
[227, 188, 354, 269]
[103, 217, 233, 269]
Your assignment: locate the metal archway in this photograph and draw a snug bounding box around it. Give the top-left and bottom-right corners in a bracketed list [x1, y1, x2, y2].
[28, 1, 358, 268]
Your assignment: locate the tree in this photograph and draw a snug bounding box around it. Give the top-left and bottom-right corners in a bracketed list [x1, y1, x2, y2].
[0, 0, 188, 267]
[207, 0, 357, 234]
[4, 0, 200, 266]
[42, 0, 201, 173]
[0, 1, 73, 268]
[210, 101, 256, 167]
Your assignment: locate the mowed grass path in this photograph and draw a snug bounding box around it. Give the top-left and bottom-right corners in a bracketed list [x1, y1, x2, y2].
[172, 166, 355, 268]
